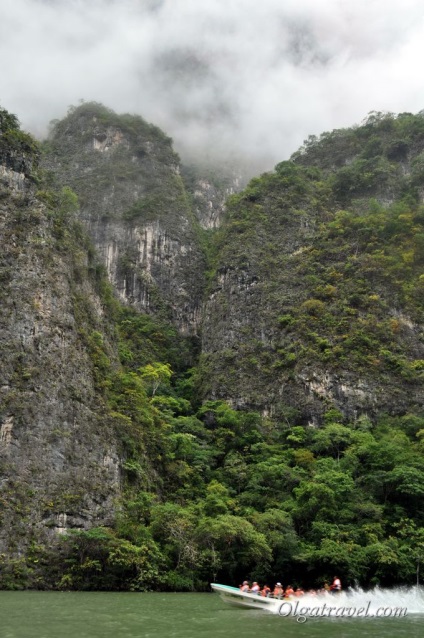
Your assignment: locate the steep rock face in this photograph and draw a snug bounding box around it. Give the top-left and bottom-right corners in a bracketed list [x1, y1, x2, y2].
[0, 142, 121, 555]
[181, 163, 245, 229]
[201, 168, 330, 421]
[201, 114, 424, 423]
[43, 104, 206, 334]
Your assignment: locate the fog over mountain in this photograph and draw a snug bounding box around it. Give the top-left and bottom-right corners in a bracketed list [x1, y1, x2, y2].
[1, 0, 424, 170]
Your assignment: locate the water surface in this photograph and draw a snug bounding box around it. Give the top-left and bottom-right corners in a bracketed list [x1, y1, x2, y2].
[0, 588, 423, 638]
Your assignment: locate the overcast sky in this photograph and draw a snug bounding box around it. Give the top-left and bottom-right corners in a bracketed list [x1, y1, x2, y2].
[1, 0, 424, 171]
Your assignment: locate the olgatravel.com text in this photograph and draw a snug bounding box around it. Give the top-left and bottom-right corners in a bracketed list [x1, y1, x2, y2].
[278, 600, 408, 623]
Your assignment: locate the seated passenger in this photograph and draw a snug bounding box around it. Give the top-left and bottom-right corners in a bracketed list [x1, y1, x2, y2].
[240, 581, 249, 592]
[284, 585, 294, 598]
[250, 581, 260, 593]
[330, 576, 342, 593]
[273, 582, 284, 598]
[261, 585, 271, 597]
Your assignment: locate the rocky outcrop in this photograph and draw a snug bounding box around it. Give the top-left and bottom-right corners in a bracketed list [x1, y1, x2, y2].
[181, 163, 245, 229]
[42, 104, 206, 334]
[201, 126, 424, 424]
[0, 143, 121, 555]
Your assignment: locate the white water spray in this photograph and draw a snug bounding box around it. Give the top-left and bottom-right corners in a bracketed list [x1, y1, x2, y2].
[273, 585, 424, 619]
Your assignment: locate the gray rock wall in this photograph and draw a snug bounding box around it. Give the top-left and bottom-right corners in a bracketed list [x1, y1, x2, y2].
[43, 106, 207, 335]
[0, 161, 121, 555]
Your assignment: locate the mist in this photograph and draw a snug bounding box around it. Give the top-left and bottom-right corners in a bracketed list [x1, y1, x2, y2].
[1, 0, 424, 171]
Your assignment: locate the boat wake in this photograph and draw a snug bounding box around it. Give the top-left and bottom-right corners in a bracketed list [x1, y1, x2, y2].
[273, 585, 424, 621]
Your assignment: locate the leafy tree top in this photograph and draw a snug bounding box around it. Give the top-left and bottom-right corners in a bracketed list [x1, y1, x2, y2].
[0, 107, 20, 134]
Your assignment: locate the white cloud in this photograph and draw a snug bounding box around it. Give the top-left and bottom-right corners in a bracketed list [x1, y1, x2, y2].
[1, 0, 424, 170]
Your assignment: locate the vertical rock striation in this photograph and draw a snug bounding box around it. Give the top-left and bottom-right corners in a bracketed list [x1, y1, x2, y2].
[43, 103, 207, 335]
[0, 122, 121, 557]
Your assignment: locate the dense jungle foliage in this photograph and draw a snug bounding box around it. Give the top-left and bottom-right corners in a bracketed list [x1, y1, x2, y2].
[0, 108, 423, 592]
[7, 298, 423, 592]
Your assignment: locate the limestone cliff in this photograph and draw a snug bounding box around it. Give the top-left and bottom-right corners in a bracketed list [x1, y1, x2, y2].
[0, 123, 121, 558]
[2, 105, 424, 590]
[181, 162, 245, 229]
[42, 103, 207, 335]
[201, 113, 424, 423]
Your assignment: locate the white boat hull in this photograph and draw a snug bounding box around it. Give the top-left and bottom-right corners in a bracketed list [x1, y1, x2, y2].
[211, 583, 283, 611]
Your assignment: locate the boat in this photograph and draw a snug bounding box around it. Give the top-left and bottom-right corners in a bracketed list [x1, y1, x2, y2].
[210, 583, 284, 611]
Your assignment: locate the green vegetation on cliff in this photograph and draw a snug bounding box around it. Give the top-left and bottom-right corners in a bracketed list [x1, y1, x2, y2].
[0, 106, 39, 177]
[42, 102, 206, 332]
[201, 112, 424, 422]
[1, 106, 423, 593]
[43, 102, 182, 222]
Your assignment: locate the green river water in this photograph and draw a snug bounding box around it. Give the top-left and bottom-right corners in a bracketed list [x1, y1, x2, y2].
[0, 588, 423, 638]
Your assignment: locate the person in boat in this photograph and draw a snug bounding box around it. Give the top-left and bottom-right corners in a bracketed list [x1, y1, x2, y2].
[294, 587, 304, 597]
[272, 582, 284, 598]
[240, 581, 249, 592]
[250, 581, 260, 593]
[284, 585, 294, 598]
[330, 576, 342, 593]
[261, 584, 271, 597]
